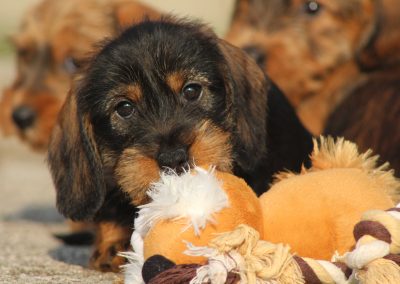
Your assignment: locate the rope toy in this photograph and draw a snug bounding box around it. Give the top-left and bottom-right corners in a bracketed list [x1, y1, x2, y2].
[157, 204, 400, 284]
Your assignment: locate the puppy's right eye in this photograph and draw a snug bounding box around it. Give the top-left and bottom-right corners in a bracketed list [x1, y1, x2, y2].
[115, 101, 135, 118]
[182, 83, 203, 101]
[304, 1, 322, 15]
[17, 47, 34, 62]
[63, 57, 80, 74]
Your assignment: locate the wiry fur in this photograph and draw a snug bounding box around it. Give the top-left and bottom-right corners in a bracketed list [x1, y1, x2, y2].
[135, 167, 229, 237]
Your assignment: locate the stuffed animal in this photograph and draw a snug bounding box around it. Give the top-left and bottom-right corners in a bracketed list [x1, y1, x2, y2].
[120, 137, 400, 284]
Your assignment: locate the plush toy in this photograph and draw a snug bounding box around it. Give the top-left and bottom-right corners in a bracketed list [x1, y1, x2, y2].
[120, 137, 400, 284]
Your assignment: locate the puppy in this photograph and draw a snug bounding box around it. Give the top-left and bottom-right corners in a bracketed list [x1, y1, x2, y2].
[0, 0, 160, 150]
[324, 68, 400, 177]
[226, 0, 383, 134]
[48, 18, 313, 271]
[324, 4, 400, 177]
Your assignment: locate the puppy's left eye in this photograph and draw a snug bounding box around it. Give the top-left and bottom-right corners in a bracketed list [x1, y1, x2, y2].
[182, 83, 203, 101]
[304, 1, 322, 15]
[115, 101, 135, 118]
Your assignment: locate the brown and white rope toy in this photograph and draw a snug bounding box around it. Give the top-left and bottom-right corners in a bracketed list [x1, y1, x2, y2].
[186, 204, 400, 284]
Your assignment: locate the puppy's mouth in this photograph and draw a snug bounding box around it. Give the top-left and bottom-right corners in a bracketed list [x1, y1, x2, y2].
[116, 121, 233, 205]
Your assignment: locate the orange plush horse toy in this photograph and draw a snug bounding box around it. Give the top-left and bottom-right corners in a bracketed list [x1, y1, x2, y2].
[121, 137, 400, 284]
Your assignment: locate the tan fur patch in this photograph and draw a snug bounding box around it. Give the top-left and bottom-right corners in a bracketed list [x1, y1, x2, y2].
[90, 222, 132, 272]
[166, 71, 185, 94]
[116, 148, 160, 205]
[125, 84, 142, 102]
[189, 120, 232, 172]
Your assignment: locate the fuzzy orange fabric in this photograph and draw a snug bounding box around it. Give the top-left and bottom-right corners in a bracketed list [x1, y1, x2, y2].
[261, 168, 395, 260]
[143, 171, 263, 264]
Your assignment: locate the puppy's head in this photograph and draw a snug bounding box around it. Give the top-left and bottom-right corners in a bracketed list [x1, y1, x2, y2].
[48, 18, 269, 220]
[0, 0, 159, 150]
[227, 0, 378, 106]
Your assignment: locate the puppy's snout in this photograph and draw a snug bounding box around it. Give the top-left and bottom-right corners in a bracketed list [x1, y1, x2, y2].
[12, 105, 36, 130]
[157, 148, 189, 173]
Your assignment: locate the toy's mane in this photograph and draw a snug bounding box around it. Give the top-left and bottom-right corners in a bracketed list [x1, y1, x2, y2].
[274, 136, 400, 203]
[134, 166, 229, 237]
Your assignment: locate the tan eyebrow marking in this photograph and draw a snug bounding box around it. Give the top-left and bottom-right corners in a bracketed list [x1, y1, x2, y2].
[125, 83, 142, 102]
[166, 71, 185, 94]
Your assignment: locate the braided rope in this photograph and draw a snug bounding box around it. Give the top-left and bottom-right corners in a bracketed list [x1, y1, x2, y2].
[187, 205, 400, 284]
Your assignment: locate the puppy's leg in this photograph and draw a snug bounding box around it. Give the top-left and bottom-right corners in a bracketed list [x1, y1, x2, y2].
[90, 222, 132, 272]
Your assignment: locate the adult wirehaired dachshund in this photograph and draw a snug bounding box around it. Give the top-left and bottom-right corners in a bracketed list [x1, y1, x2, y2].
[48, 18, 313, 271]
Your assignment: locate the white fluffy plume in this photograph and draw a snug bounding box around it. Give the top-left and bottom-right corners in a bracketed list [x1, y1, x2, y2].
[134, 166, 229, 237]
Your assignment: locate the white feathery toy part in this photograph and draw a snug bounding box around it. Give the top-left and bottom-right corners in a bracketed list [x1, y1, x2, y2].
[134, 166, 229, 237]
[119, 231, 145, 284]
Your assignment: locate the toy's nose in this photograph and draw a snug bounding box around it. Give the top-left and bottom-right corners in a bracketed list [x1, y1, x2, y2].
[157, 147, 189, 173]
[12, 105, 36, 130]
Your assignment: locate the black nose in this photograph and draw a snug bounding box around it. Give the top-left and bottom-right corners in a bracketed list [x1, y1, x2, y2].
[157, 148, 189, 172]
[12, 105, 36, 130]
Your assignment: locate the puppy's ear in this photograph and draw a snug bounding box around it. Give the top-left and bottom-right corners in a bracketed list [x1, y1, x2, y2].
[113, 0, 161, 28]
[355, 0, 386, 71]
[48, 88, 105, 221]
[264, 83, 313, 174]
[218, 40, 313, 176]
[218, 40, 268, 171]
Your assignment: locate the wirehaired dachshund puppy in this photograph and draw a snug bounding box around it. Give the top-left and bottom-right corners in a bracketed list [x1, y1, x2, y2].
[226, 0, 393, 134]
[0, 0, 160, 150]
[48, 18, 313, 271]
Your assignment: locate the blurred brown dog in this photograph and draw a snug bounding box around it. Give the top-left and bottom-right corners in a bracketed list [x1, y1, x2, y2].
[226, 0, 385, 134]
[325, 0, 400, 177]
[0, 0, 160, 272]
[0, 0, 159, 150]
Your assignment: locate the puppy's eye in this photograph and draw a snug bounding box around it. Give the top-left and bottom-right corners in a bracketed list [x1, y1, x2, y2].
[17, 47, 34, 62]
[115, 101, 135, 118]
[63, 57, 80, 74]
[182, 83, 203, 101]
[304, 1, 321, 15]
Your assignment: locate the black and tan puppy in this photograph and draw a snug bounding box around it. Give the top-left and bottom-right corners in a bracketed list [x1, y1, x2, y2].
[48, 18, 313, 271]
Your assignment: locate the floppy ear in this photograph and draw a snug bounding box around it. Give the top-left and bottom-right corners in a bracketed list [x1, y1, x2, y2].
[217, 40, 268, 172]
[218, 40, 313, 176]
[355, 0, 400, 70]
[264, 82, 313, 174]
[113, 0, 161, 28]
[47, 87, 105, 221]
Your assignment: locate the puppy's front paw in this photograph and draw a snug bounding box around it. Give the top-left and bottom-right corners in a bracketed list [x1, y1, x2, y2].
[89, 222, 132, 272]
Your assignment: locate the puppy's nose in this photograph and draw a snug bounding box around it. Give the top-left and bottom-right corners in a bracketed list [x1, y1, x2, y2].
[157, 148, 189, 172]
[12, 105, 36, 130]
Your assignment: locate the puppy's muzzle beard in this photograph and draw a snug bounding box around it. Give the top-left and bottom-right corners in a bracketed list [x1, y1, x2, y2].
[157, 147, 191, 175]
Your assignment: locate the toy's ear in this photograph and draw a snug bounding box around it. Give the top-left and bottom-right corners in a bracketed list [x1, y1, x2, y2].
[47, 87, 105, 221]
[113, 0, 161, 28]
[217, 39, 268, 172]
